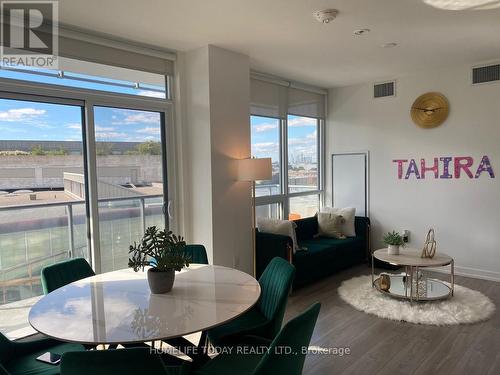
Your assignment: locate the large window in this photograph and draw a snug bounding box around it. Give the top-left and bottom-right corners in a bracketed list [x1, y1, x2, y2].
[251, 116, 280, 197]
[250, 78, 325, 220]
[0, 62, 172, 339]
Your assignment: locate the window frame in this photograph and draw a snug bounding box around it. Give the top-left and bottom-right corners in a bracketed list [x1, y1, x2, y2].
[253, 114, 324, 220]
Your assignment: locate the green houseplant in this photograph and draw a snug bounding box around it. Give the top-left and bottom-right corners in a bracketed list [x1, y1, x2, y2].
[383, 230, 405, 255]
[128, 226, 190, 294]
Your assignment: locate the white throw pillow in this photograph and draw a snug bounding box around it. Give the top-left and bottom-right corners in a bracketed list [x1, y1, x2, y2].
[257, 218, 299, 253]
[321, 207, 356, 237]
[317, 212, 346, 239]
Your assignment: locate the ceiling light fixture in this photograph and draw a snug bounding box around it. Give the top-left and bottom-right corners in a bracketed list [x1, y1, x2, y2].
[353, 28, 371, 36]
[381, 42, 398, 48]
[313, 9, 339, 24]
[423, 0, 500, 10]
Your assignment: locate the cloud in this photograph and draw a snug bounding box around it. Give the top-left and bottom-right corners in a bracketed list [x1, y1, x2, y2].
[252, 142, 278, 153]
[306, 130, 317, 139]
[0, 108, 46, 122]
[289, 138, 315, 146]
[95, 132, 128, 140]
[288, 130, 317, 146]
[113, 111, 160, 125]
[253, 123, 278, 133]
[95, 126, 116, 132]
[136, 127, 160, 135]
[288, 117, 317, 127]
[66, 123, 81, 130]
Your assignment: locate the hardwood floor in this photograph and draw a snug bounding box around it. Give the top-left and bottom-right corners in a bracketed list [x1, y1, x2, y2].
[285, 264, 500, 375]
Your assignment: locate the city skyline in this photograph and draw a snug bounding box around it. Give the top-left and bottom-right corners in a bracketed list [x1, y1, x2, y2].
[251, 115, 318, 164]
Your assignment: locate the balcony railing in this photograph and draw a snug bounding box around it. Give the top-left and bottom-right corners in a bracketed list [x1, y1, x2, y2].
[0, 194, 164, 305]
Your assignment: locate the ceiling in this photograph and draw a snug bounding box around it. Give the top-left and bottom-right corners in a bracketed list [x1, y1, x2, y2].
[58, 0, 500, 88]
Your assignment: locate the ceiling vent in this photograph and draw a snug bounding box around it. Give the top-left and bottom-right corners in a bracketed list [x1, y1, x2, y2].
[374, 81, 395, 98]
[472, 64, 500, 85]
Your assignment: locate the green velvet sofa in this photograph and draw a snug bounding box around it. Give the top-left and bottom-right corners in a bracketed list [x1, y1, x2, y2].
[256, 216, 370, 288]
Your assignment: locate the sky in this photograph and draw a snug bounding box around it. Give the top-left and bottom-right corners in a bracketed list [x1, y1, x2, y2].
[251, 115, 318, 163]
[0, 99, 161, 143]
[0, 70, 162, 143]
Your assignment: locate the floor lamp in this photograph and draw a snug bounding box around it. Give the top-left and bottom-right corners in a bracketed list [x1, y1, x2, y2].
[237, 157, 272, 277]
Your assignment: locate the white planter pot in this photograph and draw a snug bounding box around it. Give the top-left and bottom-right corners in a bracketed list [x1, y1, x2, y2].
[387, 245, 400, 255]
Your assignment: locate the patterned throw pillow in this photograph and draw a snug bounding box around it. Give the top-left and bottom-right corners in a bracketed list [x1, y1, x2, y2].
[321, 207, 356, 236]
[317, 212, 346, 239]
[257, 218, 299, 252]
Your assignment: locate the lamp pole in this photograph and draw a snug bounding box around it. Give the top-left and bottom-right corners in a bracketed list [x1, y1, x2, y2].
[252, 180, 256, 277]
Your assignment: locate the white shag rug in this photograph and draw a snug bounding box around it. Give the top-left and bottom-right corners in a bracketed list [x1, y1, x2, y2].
[338, 275, 495, 325]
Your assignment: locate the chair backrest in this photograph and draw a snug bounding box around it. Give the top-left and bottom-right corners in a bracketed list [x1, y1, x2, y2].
[253, 302, 321, 375]
[184, 244, 209, 265]
[0, 364, 10, 375]
[0, 332, 13, 365]
[257, 257, 296, 337]
[41, 258, 95, 294]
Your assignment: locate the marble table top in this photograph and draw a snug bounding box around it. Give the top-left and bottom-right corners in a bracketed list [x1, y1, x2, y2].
[373, 248, 453, 267]
[29, 264, 261, 345]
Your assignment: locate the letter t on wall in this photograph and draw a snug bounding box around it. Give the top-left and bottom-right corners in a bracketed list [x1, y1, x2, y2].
[392, 159, 408, 179]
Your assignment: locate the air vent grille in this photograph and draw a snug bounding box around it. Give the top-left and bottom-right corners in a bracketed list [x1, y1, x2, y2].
[374, 81, 395, 98]
[472, 64, 500, 84]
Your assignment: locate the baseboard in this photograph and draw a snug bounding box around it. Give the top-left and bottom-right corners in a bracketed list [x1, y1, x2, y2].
[427, 265, 500, 283]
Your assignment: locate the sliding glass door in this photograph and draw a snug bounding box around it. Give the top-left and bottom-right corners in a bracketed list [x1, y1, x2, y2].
[0, 94, 89, 337]
[93, 106, 167, 272]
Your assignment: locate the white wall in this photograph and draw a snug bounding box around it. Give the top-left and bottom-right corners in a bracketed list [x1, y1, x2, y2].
[176, 45, 253, 274]
[179, 46, 214, 261]
[208, 47, 252, 272]
[326, 64, 500, 281]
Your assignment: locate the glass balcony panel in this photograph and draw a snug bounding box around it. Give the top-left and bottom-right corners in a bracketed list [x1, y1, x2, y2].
[288, 194, 320, 220]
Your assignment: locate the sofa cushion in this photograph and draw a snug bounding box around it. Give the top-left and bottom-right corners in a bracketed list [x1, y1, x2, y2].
[321, 207, 356, 237]
[295, 237, 361, 256]
[257, 218, 299, 252]
[292, 236, 365, 287]
[294, 217, 318, 242]
[317, 212, 346, 239]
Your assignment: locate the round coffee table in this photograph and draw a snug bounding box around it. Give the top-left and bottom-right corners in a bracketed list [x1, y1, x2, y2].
[371, 248, 454, 302]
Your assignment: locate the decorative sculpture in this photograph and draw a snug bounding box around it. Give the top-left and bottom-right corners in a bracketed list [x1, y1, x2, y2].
[379, 273, 391, 291]
[421, 229, 437, 258]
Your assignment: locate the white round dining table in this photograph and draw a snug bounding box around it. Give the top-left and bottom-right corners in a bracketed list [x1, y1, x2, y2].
[28, 264, 261, 345]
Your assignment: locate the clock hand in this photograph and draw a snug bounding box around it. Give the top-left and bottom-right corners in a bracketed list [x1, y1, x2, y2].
[413, 107, 443, 112]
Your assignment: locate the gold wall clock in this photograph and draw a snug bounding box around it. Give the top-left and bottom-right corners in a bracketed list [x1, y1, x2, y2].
[410, 92, 449, 128]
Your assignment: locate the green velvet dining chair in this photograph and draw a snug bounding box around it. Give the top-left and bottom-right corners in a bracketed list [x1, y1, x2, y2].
[207, 256, 296, 346]
[0, 332, 84, 375]
[184, 245, 209, 265]
[41, 258, 95, 294]
[60, 347, 190, 375]
[194, 302, 321, 375]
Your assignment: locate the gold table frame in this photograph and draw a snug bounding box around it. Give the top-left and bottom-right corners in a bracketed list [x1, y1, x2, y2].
[371, 248, 454, 303]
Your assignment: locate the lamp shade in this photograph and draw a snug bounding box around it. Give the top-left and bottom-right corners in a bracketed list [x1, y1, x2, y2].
[237, 158, 272, 181]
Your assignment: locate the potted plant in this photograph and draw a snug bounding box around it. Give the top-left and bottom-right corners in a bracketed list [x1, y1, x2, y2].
[383, 230, 405, 255]
[128, 226, 190, 294]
